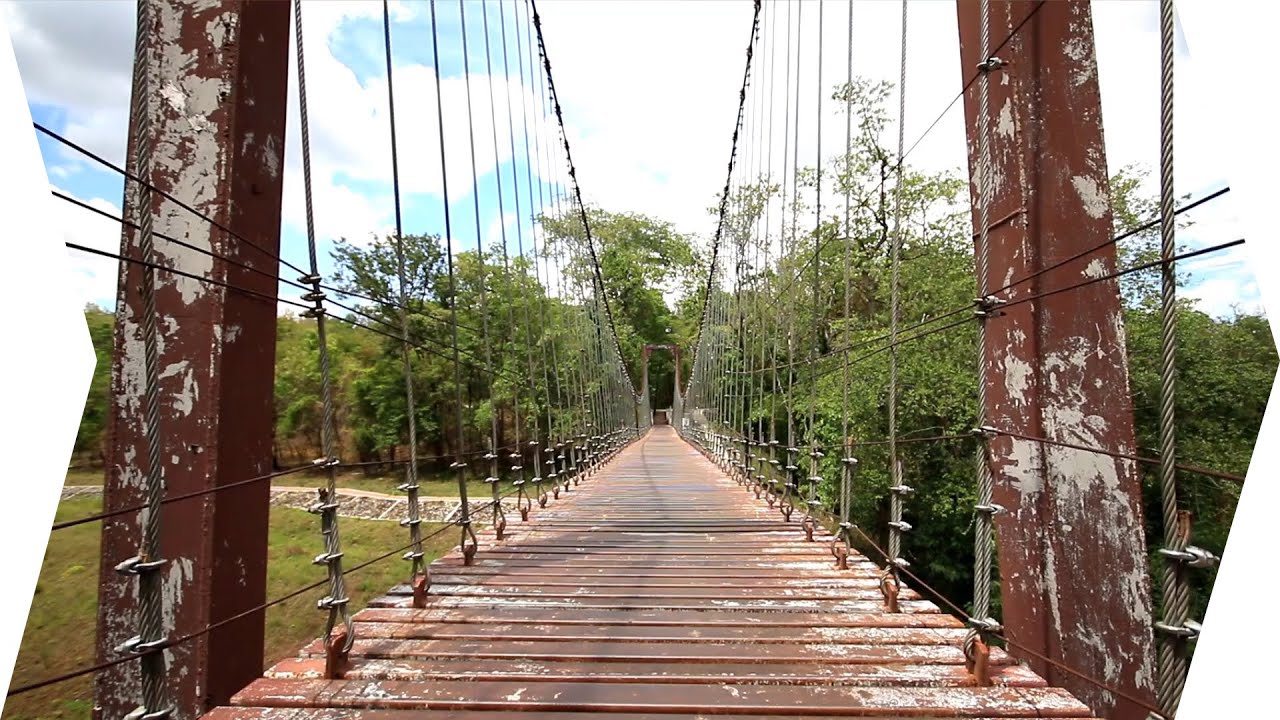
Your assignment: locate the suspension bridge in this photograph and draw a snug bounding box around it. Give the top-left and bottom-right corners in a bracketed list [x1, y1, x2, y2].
[9, 0, 1250, 719]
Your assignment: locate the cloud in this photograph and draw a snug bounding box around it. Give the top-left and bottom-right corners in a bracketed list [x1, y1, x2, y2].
[7, 0, 1261, 320]
[51, 186, 123, 310]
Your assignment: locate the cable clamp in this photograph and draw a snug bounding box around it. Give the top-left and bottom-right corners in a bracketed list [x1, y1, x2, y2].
[966, 616, 1003, 634]
[312, 456, 341, 467]
[842, 456, 859, 467]
[973, 295, 1006, 318]
[312, 551, 345, 566]
[970, 426, 999, 440]
[889, 520, 913, 532]
[115, 634, 168, 655]
[977, 56, 1004, 72]
[1158, 545, 1219, 570]
[123, 706, 172, 720]
[891, 556, 912, 569]
[308, 500, 339, 514]
[449, 460, 467, 469]
[1154, 619, 1202, 640]
[316, 594, 350, 611]
[114, 555, 167, 575]
[974, 502, 1005, 516]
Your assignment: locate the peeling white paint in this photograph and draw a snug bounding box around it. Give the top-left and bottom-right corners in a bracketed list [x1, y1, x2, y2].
[1005, 438, 1043, 496]
[1070, 175, 1109, 219]
[1083, 257, 1107, 279]
[996, 98, 1016, 140]
[262, 133, 282, 179]
[161, 556, 196, 636]
[1003, 356, 1032, 407]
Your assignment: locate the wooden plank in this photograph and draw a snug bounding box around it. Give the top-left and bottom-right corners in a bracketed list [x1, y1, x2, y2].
[230, 678, 1097, 716]
[202, 427, 1097, 720]
[294, 637, 1012, 665]
[267, 657, 1048, 687]
[340, 622, 963, 645]
[350, 607, 965, 628]
[211, 708, 1100, 720]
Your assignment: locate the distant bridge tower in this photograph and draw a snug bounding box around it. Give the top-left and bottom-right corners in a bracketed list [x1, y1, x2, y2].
[642, 344, 681, 423]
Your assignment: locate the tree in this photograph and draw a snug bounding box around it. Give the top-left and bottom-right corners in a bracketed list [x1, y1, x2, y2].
[542, 209, 700, 408]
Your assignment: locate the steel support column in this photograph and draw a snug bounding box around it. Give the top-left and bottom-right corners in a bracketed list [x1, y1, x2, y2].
[955, 2, 1157, 718]
[94, 2, 291, 718]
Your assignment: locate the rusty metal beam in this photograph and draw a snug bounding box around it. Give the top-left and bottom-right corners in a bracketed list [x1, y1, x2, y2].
[954, 2, 1157, 719]
[94, 2, 291, 718]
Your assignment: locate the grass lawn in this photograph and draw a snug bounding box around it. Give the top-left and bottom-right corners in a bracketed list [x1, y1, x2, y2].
[4, 496, 457, 720]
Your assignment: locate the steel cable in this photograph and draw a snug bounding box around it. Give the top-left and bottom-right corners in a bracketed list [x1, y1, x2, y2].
[292, 0, 354, 655]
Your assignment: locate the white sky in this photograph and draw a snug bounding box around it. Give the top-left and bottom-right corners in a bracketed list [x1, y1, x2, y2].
[0, 0, 1261, 318]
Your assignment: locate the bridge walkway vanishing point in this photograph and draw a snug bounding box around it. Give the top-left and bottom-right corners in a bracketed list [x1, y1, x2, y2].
[207, 426, 1098, 719]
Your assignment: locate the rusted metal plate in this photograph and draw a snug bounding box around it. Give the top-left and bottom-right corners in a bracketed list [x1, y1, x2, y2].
[99, 2, 291, 718]
[954, 3, 1156, 717]
[203, 427, 1094, 719]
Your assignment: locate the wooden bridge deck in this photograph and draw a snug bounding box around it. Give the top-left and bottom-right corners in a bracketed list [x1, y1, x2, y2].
[207, 426, 1098, 719]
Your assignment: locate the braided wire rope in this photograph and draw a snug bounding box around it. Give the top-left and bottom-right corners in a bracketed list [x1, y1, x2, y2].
[118, 1, 170, 716]
[966, 0, 1002, 658]
[1154, 0, 1194, 713]
[426, 0, 478, 564]
[292, 0, 354, 656]
[380, 0, 427, 579]
[886, 0, 910, 582]
[512, 0, 549, 510]
[456, 0, 507, 551]
[801, 0, 825, 541]
[835, 0, 857, 564]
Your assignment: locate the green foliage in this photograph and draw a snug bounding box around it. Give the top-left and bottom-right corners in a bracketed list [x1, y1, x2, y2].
[72, 305, 113, 461]
[542, 209, 701, 408]
[63, 73, 1273, 648]
[687, 75, 1276, 621]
